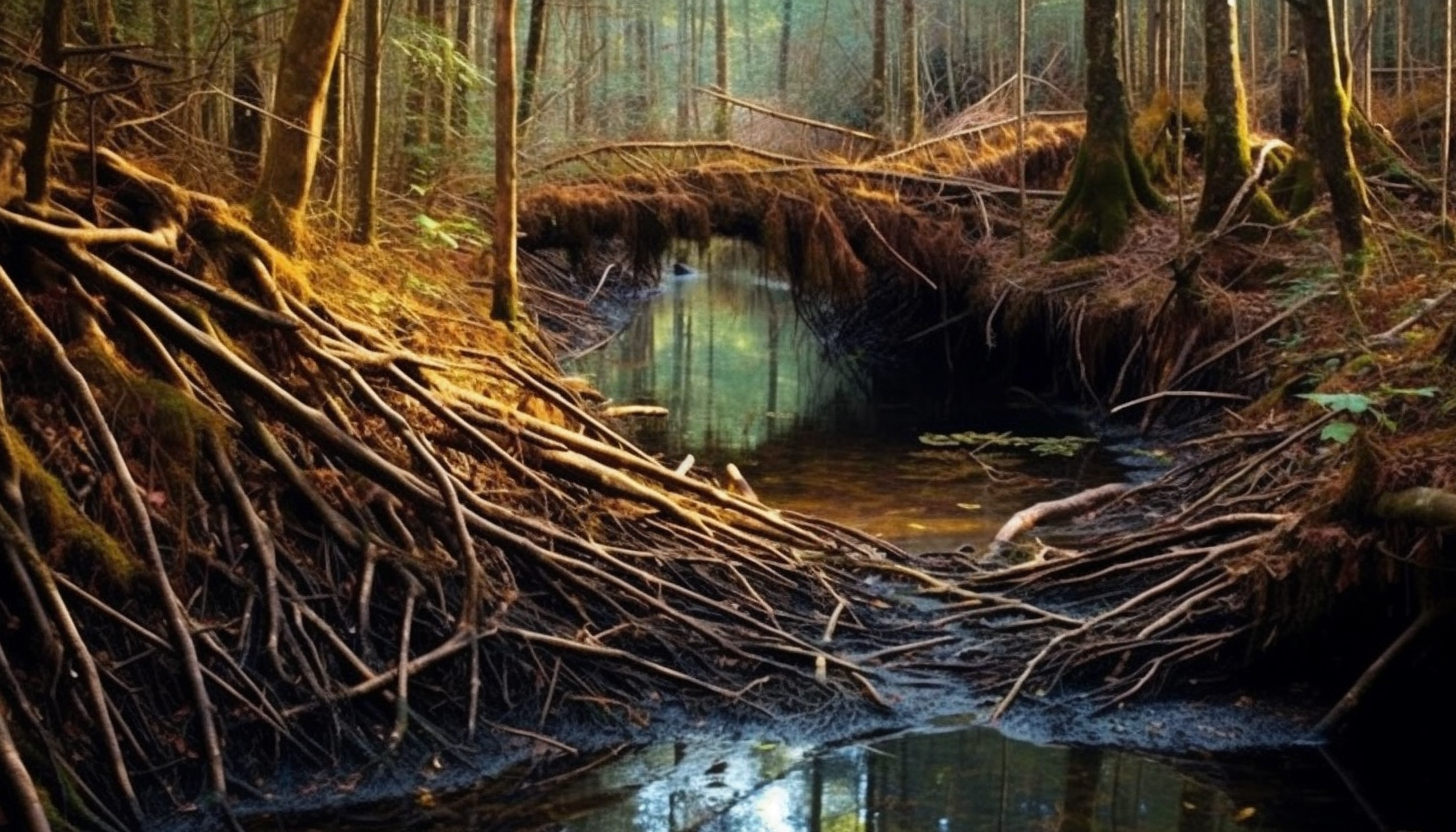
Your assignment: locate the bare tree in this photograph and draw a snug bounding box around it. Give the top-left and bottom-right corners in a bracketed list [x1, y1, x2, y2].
[1195, 0, 1280, 228]
[354, 0, 383, 244]
[20, 0, 67, 204]
[519, 0, 548, 126]
[714, 0, 729, 138]
[493, 0, 520, 323]
[901, 0, 920, 140]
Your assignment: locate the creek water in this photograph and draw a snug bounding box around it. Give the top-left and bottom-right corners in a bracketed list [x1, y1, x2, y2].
[284, 244, 1420, 831]
[568, 240, 1130, 554]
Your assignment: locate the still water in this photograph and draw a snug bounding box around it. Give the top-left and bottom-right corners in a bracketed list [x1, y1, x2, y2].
[382, 724, 1366, 832]
[569, 240, 1125, 553]
[463, 244, 1387, 832]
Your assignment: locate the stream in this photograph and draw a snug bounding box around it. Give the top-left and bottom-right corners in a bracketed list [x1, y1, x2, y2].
[282, 244, 1429, 831]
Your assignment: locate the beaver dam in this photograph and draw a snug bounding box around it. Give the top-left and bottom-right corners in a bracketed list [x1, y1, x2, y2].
[1, 70, 1455, 832]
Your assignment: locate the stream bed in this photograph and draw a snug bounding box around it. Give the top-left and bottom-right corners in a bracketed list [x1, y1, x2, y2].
[568, 240, 1132, 554]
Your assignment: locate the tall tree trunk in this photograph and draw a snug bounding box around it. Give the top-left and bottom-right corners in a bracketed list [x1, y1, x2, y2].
[713, 0, 729, 138]
[901, 0, 920, 141]
[871, 0, 888, 135]
[778, 0, 792, 97]
[21, 0, 67, 204]
[354, 0, 382, 244]
[251, 0, 352, 252]
[519, 0, 548, 126]
[678, 0, 691, 134]
[1196, 0, 1279, 229]
[232, 0, 266, 174]
[492, 0, 520, 323]
[1050, 0, 1164, 256]
[1295, 0, 1368, 262]
[454, 0, 475, 138]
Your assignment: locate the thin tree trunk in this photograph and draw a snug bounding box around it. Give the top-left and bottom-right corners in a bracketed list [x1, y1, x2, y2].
[251, 0, 352, 252]
[519, 0, 548, 126]
[1248, 0, 1258, 126]
[454, 0, 476, 138]
[1442, 0, 1452, 242]
[232, 0, 266, 172]
[778, 0, 792, 97]
[872, 0, 888, 135]
[678, 0, 691, 135]
[492, 0, 520, 323]
[901, 0, 920, 141]
[21, 0, 67, 204]
[354, 0, 382, 244]
[714, 0, 729, 138]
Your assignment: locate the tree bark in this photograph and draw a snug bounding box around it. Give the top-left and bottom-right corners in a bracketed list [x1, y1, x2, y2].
[251, 0, 352, 252]
[901, 0, 920, 141]
[871, 0, 888, 135]
[354, 0, 383, 244]
[20, 0, 67, 204]
[1050, 0, 1164, 256]
[778, 0, 792, 97]
[1195, 0, 1279, 229]
[1294, 0, 1368, 263]
[231, 0, 266, 174]
[714, 0, 729, 138]
[454, 0, 476, 139]
[519, 0, 548, 127]
[492, 0, 520, 323]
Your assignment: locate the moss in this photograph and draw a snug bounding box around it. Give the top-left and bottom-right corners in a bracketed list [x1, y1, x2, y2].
[66, 332, 225, 524]
[3, 425, 141, 585]
[1268, 154, 1318, 216]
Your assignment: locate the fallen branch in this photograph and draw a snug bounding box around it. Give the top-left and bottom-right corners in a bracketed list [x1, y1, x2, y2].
[985, 483, 1132, 559]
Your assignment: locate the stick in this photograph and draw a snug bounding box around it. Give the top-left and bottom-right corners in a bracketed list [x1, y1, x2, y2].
[986, 483, 1131, 558]
[1314, 604, 1452, 734]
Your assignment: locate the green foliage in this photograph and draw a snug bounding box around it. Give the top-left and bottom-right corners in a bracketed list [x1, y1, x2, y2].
[413, 211, 485, 250]
[1299, 385, 1438, 443]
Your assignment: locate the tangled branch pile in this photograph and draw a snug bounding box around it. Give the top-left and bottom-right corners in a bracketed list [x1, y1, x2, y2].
[0, 144, 951, 829]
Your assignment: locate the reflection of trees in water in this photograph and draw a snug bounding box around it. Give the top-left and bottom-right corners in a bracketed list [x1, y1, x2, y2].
[576, 239, 869, 459]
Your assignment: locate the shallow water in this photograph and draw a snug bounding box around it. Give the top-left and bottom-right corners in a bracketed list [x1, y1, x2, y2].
[352, 243, 1408, 832]
[334, 723, 1372, 832]
[568, 241, 1128, 553]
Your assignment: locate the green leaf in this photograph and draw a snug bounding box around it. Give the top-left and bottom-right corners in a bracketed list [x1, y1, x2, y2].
[1299, 392, 1372, 414]
[1320, 421, 1358, 444]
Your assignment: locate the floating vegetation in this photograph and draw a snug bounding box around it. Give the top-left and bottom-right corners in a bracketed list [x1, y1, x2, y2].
[919, 431, 1098, 457]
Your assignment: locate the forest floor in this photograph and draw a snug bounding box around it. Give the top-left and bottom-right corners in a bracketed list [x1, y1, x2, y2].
[3, 112, 1456, 830]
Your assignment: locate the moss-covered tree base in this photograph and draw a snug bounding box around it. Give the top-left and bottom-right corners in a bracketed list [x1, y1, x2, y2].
[1049, 136, 1164, 259]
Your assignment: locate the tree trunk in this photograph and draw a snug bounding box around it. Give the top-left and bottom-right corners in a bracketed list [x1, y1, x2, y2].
[1295, 0, 1368, 263]
[231, 0, 266, 174]
[354, 0, 382, 244]
[519, 0, 548, 127]
[492, 0, 520, 323]
[1195, 0, 1279, 229]
[871, 0, 888, 135]
[901, 0, 920, 141]
[713, 0, 729, 138]
[454, 0, 476, 139]
[778, 0, 792, 97]
[1050, 0, 1164, 256]
[21, 0, 67, 204]
[251, 0, 352, 252]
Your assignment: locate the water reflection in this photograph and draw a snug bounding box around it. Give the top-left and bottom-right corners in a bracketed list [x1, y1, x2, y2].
[569, 241, 1123, 553]
[572, 241, 868, 458]
[413, 725, 1324, 832]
